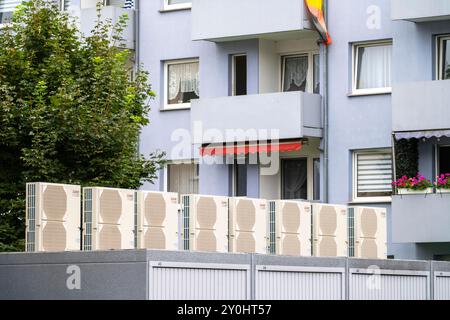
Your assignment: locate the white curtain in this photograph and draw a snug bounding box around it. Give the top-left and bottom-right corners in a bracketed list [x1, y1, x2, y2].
[283, 56, 308, 92]
[168, 62, 199, 101]
[357, 44, 392, 89]
[168, 164, 199, 195]
[283, 160, 308, 200]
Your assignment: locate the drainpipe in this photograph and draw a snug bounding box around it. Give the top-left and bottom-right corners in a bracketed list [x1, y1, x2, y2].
[322, 0, 329, 203]
[135, 0, 140, 155]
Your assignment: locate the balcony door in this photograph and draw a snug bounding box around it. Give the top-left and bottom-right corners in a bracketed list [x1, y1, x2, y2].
[231, 54, 247, 96]
[281, 158, 308, 200]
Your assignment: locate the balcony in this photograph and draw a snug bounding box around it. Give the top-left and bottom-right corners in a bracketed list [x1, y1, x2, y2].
[392, 0, 450, 22]
[392, 193, 450, 243]
[80, 6, 135, 50]
[190, 91, 322, 144]
[191, 0, 311, 42]
[392, 80, 450, 133]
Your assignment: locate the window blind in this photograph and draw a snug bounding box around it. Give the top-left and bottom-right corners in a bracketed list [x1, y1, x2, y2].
[356, 152, 392, 198]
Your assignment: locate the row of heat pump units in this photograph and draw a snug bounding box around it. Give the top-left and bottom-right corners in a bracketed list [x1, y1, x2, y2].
[25, 182, 387, 259]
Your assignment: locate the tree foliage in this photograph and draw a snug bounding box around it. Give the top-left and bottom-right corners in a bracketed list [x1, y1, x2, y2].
[395, 139, 419, 179]
[0, 0, 164, 252]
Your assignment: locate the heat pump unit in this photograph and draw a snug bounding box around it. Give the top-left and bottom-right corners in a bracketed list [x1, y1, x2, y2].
[181, 195, 229, 253]
[229, 197, 267, 254]
[268, 200, 312, 257]
[348, 206, 387, 259]
[83, 187, 135, 251]
[312, 203, 348, 257]
[136, 191, 179, 251]
[25, 183, 81, 252]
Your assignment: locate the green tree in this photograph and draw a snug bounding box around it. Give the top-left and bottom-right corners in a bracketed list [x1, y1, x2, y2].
[0, 0, 164, 252]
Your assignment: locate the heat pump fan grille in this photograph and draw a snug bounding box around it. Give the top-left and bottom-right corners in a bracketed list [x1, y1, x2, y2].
[282, 202, 301, 233]
[26, 184, 36, 252]
[236, 231, 256, 253]
[144, 227, 166, 250]
[42, 221, 67, 252]
[319, 206, 337, 236]
[100, 190, 122, 224]
[361, 208, 378, 238]
[196, 197, 217, 229]
[43, 185, 67, 221]
[361, 238, 378, 259]
[145, 193, 166, 226]
[236, 200, 256, 231]
[319, 236, 338, 257]
[196, 231, 217, 252]
[282, 234, 301, 256]
[83, 189, 93, 250]
[98, 225, 122, 250]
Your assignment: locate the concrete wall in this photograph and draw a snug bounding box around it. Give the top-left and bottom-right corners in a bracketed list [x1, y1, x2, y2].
[191, 0, 307, 41]
[392, 0, 450, 22]
[2, 250, 448, 300]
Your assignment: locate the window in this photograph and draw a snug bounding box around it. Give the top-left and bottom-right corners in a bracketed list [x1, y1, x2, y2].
[164, 0, 191, 11]
[232, 161, 247, 197]
[167, 163, 199, 195]
[0, 0, 21, 24]
[282, 158, 308, 200]
[281, 52, 319, 94]
[352, 41, 392, 95]
[231, 54, 247, 96]
[164, 59, 199, 110]
[438, 146, 450, 175]
[438, 35, 450, 80]
[353, 150, 393, 202]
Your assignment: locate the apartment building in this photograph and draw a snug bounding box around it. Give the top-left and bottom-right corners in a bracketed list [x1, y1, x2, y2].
[2, 0, 450, 260]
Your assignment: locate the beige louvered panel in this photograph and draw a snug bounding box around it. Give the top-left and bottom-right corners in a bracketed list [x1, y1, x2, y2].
[282, 202, 300, 233]
[144, 227, 166, 250]
[145, 193, 166, 226]
[196, 197, 217, 229]
[360, 208, 377, 238]
[319, 236, 338, 257]
[360, 238, 378, 259]
[319, 205, 337, 236]
[43, 185, 67, 221]
[196, 231, 217, 252]
[282, 234, 301, 256]
[236, 200, 256, 231]
[236, 231, 256, 253]
[99, 190, 122, 224]
[42, 221, 67, 252]
[98, 224, 122, 250]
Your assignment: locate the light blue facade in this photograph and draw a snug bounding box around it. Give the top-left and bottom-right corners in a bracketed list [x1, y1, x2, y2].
[132, 1, 450, 259]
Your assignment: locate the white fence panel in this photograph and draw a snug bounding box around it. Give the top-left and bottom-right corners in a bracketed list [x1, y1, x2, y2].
[255, 266, 345, 300]
[434, 271, 450, 300]
[349, 268, 430, 300]
[149, 261, 250, 300]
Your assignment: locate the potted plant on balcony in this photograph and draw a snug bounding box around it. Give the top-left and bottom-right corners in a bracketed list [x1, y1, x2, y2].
[392, 174, 434, 195]
[435, 174, 450, 194]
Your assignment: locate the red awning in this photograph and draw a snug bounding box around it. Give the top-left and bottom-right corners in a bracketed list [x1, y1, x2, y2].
[200, 141, 302, 157]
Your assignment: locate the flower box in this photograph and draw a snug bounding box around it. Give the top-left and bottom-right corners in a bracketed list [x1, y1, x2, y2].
[397, 188, 434, 195]
[436, 189, 450, 194]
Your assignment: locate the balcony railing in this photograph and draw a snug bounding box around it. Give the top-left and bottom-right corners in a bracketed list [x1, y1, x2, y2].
[191, 0, 310, 42]
[190, 91, 322, 145]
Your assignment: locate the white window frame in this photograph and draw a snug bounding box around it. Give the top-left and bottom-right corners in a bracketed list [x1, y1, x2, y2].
[163, 0, 191, 11]
[352, 149, 393, 203]
[280, 51, 319, 94]
[163, 58, 199, 111]
[0, 0, 22, 26]
[437, 35, 450, 80]
[351, 40, 392, 96]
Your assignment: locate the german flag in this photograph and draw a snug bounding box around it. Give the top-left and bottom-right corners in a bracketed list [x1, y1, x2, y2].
[305, 0, 332, 45]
